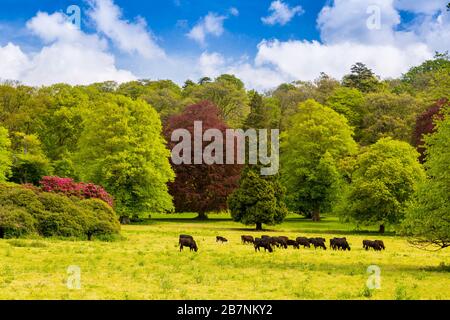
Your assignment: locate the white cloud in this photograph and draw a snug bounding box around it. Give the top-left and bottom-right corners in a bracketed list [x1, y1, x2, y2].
[0, 43, 30, 80]
[317, 0, 401, 45]
[394, 0, 448, 14]
[255, 39, 432, 81]
[262, 1, 304, 26]
[187, 13, 227, 46]
[0, 11, 135, 86]
[198, 52, 226, 77]
[88, 0, 165, 58]
[229, 7, 240, 17]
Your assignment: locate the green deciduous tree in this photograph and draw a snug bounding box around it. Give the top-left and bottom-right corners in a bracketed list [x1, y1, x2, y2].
[10, 133, 51, 185]
[190, 74, 249, 127]
[326, 87, 365, 130]
[75, 95, 175, 217]
[281, 99, 357, 221]
[0, 126, 12, 182]
[402, 111, 450, 249]
[341, 138, 425, 233]
[359, 92, 424, 145]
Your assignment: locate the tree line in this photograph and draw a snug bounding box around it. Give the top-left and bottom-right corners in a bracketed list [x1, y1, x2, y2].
[0, 52, 449, 248]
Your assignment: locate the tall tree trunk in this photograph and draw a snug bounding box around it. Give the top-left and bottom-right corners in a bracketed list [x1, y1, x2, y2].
[379, 224, 385, 234]
[196, 211, 208, 220]
[0, 228, 4, 239]
[256, 222, 262, 231]
[312, 209, 321, 222]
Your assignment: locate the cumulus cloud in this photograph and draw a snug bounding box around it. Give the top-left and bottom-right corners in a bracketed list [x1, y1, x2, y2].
[255, 39, 431, 81]
[262, 1, 304, 26]
[0, 11, 135, 86]
[187, 13, 227, 46]
[88, 0, 165, 58]
[196, 0, 448, 90]
[0, 43, 30, 80]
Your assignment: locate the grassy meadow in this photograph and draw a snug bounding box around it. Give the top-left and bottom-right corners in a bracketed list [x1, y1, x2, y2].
[0, 213, 449, 300]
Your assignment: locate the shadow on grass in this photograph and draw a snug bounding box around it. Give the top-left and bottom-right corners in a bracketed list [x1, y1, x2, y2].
[129, 216, 395, 236]
[421, 263, 450, 273]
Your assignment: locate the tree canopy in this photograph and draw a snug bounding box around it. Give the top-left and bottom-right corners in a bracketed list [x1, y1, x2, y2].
[75, 94, 175, 217]
[402, 110, 450, 249]
[341, 138, 425, 233]
[164, 101, 242, 219]
[281, 99, 357, 221]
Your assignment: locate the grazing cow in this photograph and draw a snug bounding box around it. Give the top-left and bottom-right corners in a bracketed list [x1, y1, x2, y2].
[363, 240, 384, 251]
[375, 240, 385, 250]
[296, 237, 311, 248]
[216, 236, 228, 243]
[241, 235, 254, 244]
[330, 237, 351, 251]
[179, 238, 198, 252]
[179, 234, 194, 241]
[286, 239, 299, 249]
[254, 238, 273, 253]
[273, 237, 288, 249]
[309, 237, 327, 250]
[260, 235, 279, 248]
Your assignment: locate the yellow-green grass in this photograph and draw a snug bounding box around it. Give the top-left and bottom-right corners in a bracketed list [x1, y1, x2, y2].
[0, 214, 449, 300]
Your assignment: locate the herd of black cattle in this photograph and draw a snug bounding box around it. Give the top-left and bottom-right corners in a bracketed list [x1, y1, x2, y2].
[178, 234, 386, 253]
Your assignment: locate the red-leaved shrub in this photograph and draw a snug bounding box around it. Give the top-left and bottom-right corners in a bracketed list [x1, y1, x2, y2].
[39, 176, 114, 207]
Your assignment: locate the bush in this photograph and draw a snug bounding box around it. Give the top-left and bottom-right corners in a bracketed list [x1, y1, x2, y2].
[78, 198, 121, 239]
[0, 183, 45, 215]
[0, 183, 120, 240]
[36, 192, 88, 238]
[0, 205, 36, 238]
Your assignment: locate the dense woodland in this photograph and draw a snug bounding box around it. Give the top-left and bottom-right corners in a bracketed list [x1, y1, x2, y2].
[0, 53, 449, 248]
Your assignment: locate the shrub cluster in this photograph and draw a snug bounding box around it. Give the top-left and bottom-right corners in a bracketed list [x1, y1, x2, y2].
[39, 176, 114, 207]
[0, 183, 120, 240]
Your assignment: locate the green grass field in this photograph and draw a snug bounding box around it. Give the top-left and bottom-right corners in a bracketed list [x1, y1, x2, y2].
[0, 214, 449, 300]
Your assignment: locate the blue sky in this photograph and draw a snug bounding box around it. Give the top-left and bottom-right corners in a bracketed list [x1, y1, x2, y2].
[0, 0, 449, 90]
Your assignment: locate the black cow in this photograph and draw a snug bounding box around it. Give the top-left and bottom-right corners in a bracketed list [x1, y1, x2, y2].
[216, 236, 228, 243]
[309, 237, 327, 250]
[375, 240, 385, 250]
[241, 235, 254, 244]
[261, 236, 279, 248]
[330, 237, 351, 251]
[273, 237, 288, 249]
[286, 239, 300, 249]
[179, 234, 193, 241]
[179, 238, 198, 252]
[363, 240, 384, 251]
[254, 238, 273, 253]
[296, 237, 311, 248]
